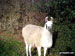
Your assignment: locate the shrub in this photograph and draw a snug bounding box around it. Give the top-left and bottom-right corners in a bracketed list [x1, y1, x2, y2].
[0, 36, 25, 56]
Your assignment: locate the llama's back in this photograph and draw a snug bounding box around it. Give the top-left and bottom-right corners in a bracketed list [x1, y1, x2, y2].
[22, 24, 43, 47]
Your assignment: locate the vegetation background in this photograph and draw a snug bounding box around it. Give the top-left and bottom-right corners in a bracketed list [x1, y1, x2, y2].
[0, 0, 75, 56]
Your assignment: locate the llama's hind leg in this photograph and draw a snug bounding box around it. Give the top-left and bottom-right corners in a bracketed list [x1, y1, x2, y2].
[29, 45, 32, 56]
[37, 47, 41, 56]
[26, 43, 29, 56]
[44, 47, 47, 56]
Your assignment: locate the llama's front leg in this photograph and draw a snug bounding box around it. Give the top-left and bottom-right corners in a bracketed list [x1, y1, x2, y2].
[37, 47, 41, 56]
[29, 45, 32, 56]
[26, 44, 29, 56]
[44, 47, 47, 56]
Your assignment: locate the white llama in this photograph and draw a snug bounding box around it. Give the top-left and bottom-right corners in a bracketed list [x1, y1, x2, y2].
[22, 16, 53, 56]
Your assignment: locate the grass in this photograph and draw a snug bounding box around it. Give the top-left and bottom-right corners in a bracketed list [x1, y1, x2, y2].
[0, 35, 25, 56]
[0, 33, 60, 56]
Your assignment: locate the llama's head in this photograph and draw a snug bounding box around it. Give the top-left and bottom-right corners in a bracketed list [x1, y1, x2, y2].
[45, 16, 53, 31]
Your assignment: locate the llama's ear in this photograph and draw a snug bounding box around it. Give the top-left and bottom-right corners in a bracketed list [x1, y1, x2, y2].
[50, 17, 54, 21]
[45, 16, 48, 23]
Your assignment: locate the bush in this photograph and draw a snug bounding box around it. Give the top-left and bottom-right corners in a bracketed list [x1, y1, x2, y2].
[0, 36, 25, 56]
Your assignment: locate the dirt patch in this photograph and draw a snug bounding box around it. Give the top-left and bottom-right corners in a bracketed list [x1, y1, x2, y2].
[0, 31, 24, 43]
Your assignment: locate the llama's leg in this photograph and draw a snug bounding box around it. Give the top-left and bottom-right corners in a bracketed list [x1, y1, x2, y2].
[44, 47, 47, 56]
[26, 43, 29, 56]
[37, 47, 41, 56]
[29, 45, 32, 56]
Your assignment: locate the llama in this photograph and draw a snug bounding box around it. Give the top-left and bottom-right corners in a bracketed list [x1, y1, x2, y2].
[22, 16, 53, 56]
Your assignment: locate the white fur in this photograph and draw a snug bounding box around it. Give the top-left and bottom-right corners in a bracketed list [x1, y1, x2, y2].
[22, 16, 53, 56]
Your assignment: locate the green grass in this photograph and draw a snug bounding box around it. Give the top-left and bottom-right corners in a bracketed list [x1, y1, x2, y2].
[0, 35, 60, 56]
[0, 35, 25, 56]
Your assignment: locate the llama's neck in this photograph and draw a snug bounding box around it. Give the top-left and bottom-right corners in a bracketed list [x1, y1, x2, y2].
[44, 24, 47, 31]
[43, 24, 50, 34]
[41, 24, 52, 47]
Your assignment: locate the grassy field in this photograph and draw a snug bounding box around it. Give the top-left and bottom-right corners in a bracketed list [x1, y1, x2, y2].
[0, 34, 26, 56]
[0, 32, 60, 56]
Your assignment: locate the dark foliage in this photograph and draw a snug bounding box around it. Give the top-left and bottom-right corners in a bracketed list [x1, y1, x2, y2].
[36, 0, 75, 55]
